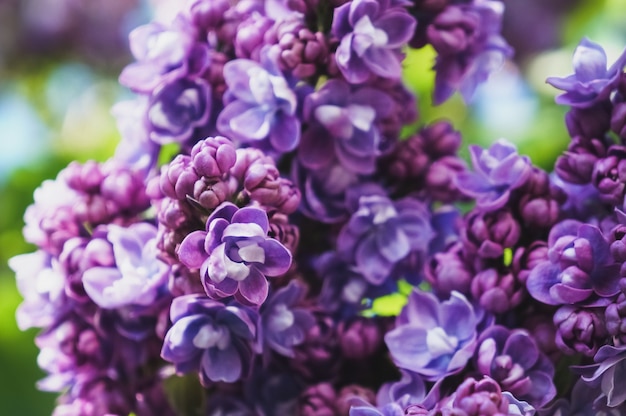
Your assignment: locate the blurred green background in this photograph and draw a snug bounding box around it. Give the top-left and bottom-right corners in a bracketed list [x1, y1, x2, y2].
[0, 0, 625, 414]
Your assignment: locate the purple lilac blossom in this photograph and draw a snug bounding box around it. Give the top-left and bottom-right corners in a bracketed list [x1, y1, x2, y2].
[217, 49, 301, 154]
[433, 376, 520, 416]
[376, 370, 428, 411]
[331, 0, 416, 84]
[475, 325, 556, 407]
[385, 290, 478, 380]
[177, 202, 292, 305]
[575, 344, 626, 408]
[430, 0, 513, 104]
[526, 219, 621, 306]
[337, 188, 433, 285]
[161, 294, 258, 384]
[82, 223, 170, 309]
[292, 159, 361, 223]
[299, 382, 338, 415]
[553, 305, 607, 357]
[147, 77, 212, 145]
[298, 79, 394, 175]
[456, 139, 532, 212]
[230, 147, 302, 214]
[349, 397, 405, 416]
[260, 281, 315, 357]
[271, 18, 330, 78]
[547, 38, 626, 108]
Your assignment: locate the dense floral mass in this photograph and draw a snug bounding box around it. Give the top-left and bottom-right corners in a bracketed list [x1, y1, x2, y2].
[11, 0, 626, 415]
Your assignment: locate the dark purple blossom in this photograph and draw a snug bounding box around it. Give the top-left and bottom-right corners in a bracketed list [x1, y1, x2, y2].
[526, 219, 621, 306]
[592, 145, 626, 205]
[217, 50, 301, 154]
[178, 202, 292, 305]
[553, 305, 607, 357]
[337, 189, 433, 285]
[161, 294, 258, 384]
[338, 316, 384, 359]
[299, 382, 338, 415]
[385, 290, 478, 380]
[299, 79, 394, 174]
[271, 18, 330, 78]
[82, 223, 170, 309]
[475, 325, 556, 407]
[547, 38, 626, 108]
[331, 0, 416, 83]
[456, 140, 532, 212]
[433, 376, 521, 416]
[471, 268, 525, 314]
[147, 77, 212, 145]
[261, 281, 315, 357]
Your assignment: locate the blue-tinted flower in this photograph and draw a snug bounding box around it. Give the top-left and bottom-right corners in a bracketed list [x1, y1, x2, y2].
[298, 79, 394, 174]
[217, 50, 301, 153]
[331, 0, 416, 84]
[261, 281, 315, 357]
[456, 140, 532, 211]
[147, 77, 212, 145]
[475, 325, 555, 407]
[338, 188, 433, 285]
[178, 202, 292, 305]
[385, 290, 478, 380]
[161, 294, 258, 384]
[526, 219, 620, 306]
[82, 223, 170, 309]
[547, 38, 626, 108]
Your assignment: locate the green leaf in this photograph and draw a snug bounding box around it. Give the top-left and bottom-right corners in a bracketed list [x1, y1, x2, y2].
[163, 373, 206, 416]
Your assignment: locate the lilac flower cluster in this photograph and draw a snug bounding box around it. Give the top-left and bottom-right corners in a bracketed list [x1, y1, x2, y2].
[15, 1, 626, 415]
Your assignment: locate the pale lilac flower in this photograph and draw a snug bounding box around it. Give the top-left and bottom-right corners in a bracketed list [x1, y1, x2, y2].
[547, 38, 626, 108]
[331, 0, 416, 83]
[9, 251, 67, 330]
[82, 223, 170, 309]
[119, 19, 210, 93]
[385, 290, 478, 380]
[177, 202, 292, 305]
